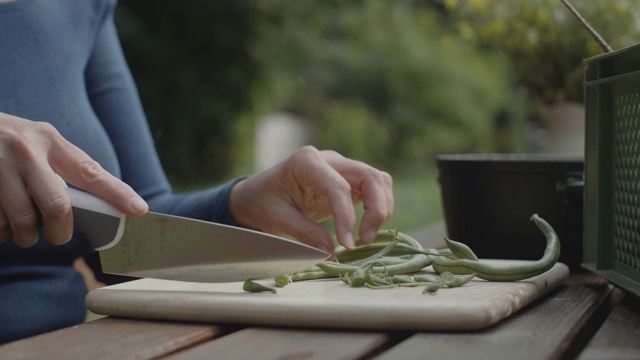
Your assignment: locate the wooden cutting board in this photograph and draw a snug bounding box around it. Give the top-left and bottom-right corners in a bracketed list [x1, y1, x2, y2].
[86, 260, 569, 331]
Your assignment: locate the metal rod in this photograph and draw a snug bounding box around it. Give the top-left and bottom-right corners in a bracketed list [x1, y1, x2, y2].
[559, 0, 613, 53]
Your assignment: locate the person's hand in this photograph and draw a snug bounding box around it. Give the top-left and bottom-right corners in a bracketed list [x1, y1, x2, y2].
[229, 146, 393, 253]
[0, 112, 148, 247]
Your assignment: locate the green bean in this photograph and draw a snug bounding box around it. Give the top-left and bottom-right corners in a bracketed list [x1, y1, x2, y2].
[423, 279, 444, 294]
[289, 270, 335, 281]
[438, 272, 455, 285]
[276, 253, 422, 286]
[243, 279, 277, 294]
[366, 273, 391, 286]
[348, 236, 400, 287]
[391, 275, 414, 284]
[275, 275, 291, 287]
[337, 230, 424, 264]
[438, 248, 454, 258]
[317, 253, 433, 277]
[332, 230, 429, 276]
[363, 271, 474, 292]
[274, 264, 337, 286]
[365, 283, 398, 289]
[275, 232, 417, 287]
[339, 273, 351, 285]
[443, 238, 479, 260]
[349, 267, 371, 287]
[274, 268, 342, 287]
[432, 214, 560, 281]
[319, 256, 422, 270]
[316, 261, 362, 276]
[370, 253, 433, 274]
[413, 274, 440, 283]
[268, 216, 549, 295]
[370, 272, 472, 294]
[338, 245, 441, 268]
[438, 272, 476, 287]
[356, 229, 424, 247]
[373, 257, 417, 266]
[349, 261, 381, 287]
[337, 243, 440, 264]
[398, 282, 429, 287]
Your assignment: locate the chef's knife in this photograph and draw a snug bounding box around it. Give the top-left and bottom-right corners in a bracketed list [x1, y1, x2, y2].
[67, 187, 330, 282]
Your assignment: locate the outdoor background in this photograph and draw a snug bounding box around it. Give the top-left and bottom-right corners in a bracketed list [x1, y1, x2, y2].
[113, 0, 640, 235]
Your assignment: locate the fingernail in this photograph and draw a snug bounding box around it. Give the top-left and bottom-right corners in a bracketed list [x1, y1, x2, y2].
[343, 231, 356, 249]
[129, 196, 148, 213]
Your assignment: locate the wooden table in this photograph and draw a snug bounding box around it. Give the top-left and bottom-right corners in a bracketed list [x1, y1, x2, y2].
[2, 224, 640, 360]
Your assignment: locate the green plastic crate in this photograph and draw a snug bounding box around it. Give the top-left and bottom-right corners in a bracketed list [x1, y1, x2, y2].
[583, 43, 640, 297]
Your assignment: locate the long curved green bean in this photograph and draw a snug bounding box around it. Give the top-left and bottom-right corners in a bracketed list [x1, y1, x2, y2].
[337, 230, 424, 265]
[338, 243, 445, 264]
[268, 213, 560, 295]
[276, 256, 419, 287]
[432, 214, 560, 281]
[443, 238, 479, 260]
[317, 253, 433, 277]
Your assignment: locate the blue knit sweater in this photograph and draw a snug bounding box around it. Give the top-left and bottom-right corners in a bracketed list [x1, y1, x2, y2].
[0, 0, 241, 343]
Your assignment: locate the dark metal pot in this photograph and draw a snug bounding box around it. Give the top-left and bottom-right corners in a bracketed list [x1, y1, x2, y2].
[436, 154, 584, 270]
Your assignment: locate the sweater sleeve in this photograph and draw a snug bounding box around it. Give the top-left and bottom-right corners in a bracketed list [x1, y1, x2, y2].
[83, 2, 243, 225]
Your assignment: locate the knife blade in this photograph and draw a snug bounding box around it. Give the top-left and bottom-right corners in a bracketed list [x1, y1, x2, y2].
[66, 188, 330, 282]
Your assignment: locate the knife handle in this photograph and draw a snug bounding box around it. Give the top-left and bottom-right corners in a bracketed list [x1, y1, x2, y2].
[66, 187, 126, 250]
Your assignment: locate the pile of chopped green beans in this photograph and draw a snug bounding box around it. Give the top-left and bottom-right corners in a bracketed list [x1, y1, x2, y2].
[243, 214, 560, 294]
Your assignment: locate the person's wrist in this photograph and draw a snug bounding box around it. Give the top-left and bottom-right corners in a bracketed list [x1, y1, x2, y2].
[229, 178, 253, 229]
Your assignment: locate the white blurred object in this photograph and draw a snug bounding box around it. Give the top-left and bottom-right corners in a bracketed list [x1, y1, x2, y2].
[255, 112, 313, 171]
[540, 102, 585, 155]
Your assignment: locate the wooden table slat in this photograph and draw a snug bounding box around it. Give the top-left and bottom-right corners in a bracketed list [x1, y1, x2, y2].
[3, 215, 639, 360]
[373, 273, 615, 360]
[164, 328, 394, 360]
[578, 290, 640, 360]
[0, 317, 220, 360]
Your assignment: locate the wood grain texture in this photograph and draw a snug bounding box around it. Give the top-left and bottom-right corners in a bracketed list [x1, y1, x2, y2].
[86, 261, 569, 332]
[164, 327, 392, 360]
[374, 273, 614, 360]
[578, 290, 640, 360]
[0, 317, 220, 360]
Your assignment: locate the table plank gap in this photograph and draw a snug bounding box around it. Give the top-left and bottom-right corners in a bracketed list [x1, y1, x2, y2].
[548, 274, 619, 360]
[371, 273, 612, 360]
[578, 290, 640, 360]
[357, 331, 413, 360]
[162, 327, 393, 360]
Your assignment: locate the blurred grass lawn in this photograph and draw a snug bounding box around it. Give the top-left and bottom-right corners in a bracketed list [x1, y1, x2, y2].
[385, 170, 443, 231]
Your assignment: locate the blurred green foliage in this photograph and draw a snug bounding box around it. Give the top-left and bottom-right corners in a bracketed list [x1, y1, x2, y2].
[112, 0, 640, 231]
[114, 1, 259, 183]
[114, 0, 640, 186]
[249, 0, 527, 173]
[444, 0, 640, 104]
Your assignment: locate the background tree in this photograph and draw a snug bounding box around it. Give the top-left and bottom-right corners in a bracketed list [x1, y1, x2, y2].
[114, 0, 640, 184]
[444, 0, 640, 105]
[248, 0, 526, 173]
[115, 1, 259, 184]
